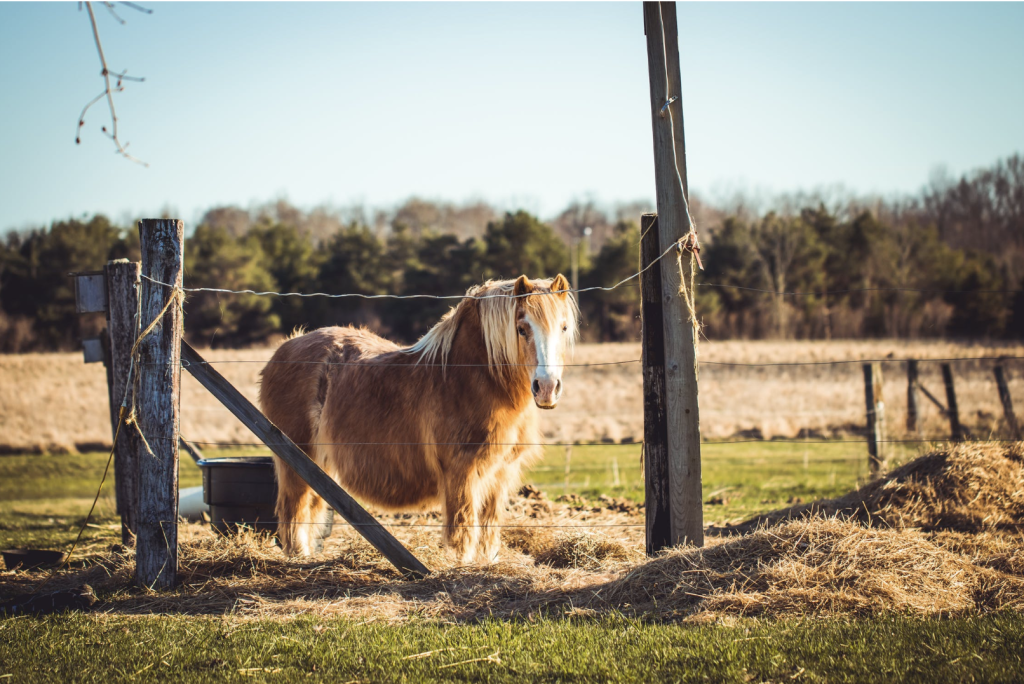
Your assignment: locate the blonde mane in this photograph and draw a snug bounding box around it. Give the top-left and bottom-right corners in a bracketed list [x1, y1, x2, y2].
[406, 278, 579, 371]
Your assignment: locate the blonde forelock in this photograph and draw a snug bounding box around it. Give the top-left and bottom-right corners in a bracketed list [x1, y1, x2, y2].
[405, 277, 579, 371]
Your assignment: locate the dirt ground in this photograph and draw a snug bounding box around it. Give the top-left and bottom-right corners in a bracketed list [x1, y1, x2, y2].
[1, 340, 1021, 453]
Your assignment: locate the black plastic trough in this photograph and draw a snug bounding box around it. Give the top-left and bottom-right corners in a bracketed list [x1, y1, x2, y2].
[2, 548, 66, 570]
[197, 456, 278, 535]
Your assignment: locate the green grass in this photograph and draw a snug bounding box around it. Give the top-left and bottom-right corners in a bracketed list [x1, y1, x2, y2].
[532, 440, 921, 522]
[0, 441, 924, 551]
[1, 612, 1023, 683]
[3, 444, 1019, 682]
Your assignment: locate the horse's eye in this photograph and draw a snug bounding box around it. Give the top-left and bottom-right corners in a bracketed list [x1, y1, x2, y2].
[562, 324, 568, 333]
[518, 327, 527, 337]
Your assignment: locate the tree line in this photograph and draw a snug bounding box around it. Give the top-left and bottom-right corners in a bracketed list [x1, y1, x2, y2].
[1, 154, 1021, 352]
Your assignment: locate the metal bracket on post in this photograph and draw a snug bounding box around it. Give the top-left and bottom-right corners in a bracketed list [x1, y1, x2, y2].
[71, 272, 108, 314]
[81, 337, 106, 364]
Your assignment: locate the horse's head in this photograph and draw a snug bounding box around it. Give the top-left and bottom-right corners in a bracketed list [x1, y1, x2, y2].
[513, 274, 578, 409]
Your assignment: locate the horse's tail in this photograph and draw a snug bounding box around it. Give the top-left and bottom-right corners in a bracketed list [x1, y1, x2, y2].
[259, 330, 333, 453]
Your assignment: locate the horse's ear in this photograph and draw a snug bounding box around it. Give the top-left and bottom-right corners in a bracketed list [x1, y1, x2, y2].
[513, 275, 533, 297]
[551, 273, 570, 299]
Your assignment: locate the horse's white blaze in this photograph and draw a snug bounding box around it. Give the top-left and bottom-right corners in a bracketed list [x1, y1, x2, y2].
[528, 317, 563, 406]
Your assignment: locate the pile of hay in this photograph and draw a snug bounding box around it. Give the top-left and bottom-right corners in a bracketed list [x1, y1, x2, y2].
[4, 442, 1022, 621]
[605, 518, 1024, 619]
[715, 441, 1024, 534]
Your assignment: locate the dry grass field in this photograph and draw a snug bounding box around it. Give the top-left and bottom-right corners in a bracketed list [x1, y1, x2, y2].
[1, 340, 1021, 453]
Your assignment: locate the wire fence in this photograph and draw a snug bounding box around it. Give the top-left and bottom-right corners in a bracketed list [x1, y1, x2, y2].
[48, 181, 1023, 567]
[148, 272, 1024, 302]
[166, 354, 1024, 370]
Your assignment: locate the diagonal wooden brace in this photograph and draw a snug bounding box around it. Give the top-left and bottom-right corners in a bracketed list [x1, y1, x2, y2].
[180, 341, 430, 579]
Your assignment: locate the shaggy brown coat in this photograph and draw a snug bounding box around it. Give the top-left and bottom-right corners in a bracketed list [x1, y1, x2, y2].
[259, 275, 577, 562]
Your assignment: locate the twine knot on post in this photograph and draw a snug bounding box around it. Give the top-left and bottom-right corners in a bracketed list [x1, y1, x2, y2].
[676, 232, 703, 272]
[675, 230, 703, 350]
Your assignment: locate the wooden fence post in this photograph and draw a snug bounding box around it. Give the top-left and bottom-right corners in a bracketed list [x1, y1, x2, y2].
[994, 364, 1019, 440]
[106, 259, 143, 544]
[135, 220, 184, 589]
[643, 2, 703, 548]
[863, 363, 886, 474]
[906, 359, 919, 434]
[640, 213, 673, 555]
[941, 363, 962, 441]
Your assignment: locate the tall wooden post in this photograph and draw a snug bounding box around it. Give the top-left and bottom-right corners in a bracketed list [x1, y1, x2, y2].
[643, 2, 703, 548]
[106, 259, 142, 544]
[906, 359, 919, 434]
[863, 363, 886, 474]
[941, 363, 962, 441]
[135, 220, 184, 589]
[994, 365, 1019, 439]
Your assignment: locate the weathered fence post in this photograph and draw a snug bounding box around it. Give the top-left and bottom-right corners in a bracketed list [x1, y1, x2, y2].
[906, 359, 919, 434]
[135, 220, 184, 589]
[643, 1, 703, 549]
[941, 363, 962, 441]
[994, 364, 1019, 440]
[106, 259, 143, 544]
[863, 362, 886, 474]
[640, 213, 672, 554]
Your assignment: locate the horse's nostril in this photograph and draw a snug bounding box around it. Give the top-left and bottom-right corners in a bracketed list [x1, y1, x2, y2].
[532, 379, 540, 395]
[555, 379, 562, 394]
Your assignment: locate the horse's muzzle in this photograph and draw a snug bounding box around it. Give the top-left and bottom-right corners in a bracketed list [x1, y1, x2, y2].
[532, 378, 562, 409]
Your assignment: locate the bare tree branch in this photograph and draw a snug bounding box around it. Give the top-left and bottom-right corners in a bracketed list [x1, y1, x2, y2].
[117, 1, 153, 15]
[102, 1, 125, 25]
[75, 1, 149, 167]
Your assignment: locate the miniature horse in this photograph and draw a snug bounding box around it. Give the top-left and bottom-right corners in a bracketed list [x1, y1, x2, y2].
[259, 274, 578, 562]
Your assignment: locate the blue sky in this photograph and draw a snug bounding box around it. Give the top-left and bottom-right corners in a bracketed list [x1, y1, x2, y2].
[1, 1, 1022, 232]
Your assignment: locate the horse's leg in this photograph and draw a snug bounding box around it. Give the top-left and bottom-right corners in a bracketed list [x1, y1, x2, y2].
[478, 464, 519, 564]
[441, 460, 481, 564]
[312, 507, 335, 554]
[274, 458, 322, 556]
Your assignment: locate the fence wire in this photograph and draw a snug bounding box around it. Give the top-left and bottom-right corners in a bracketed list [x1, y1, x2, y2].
[170, 437, 1019, 449]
